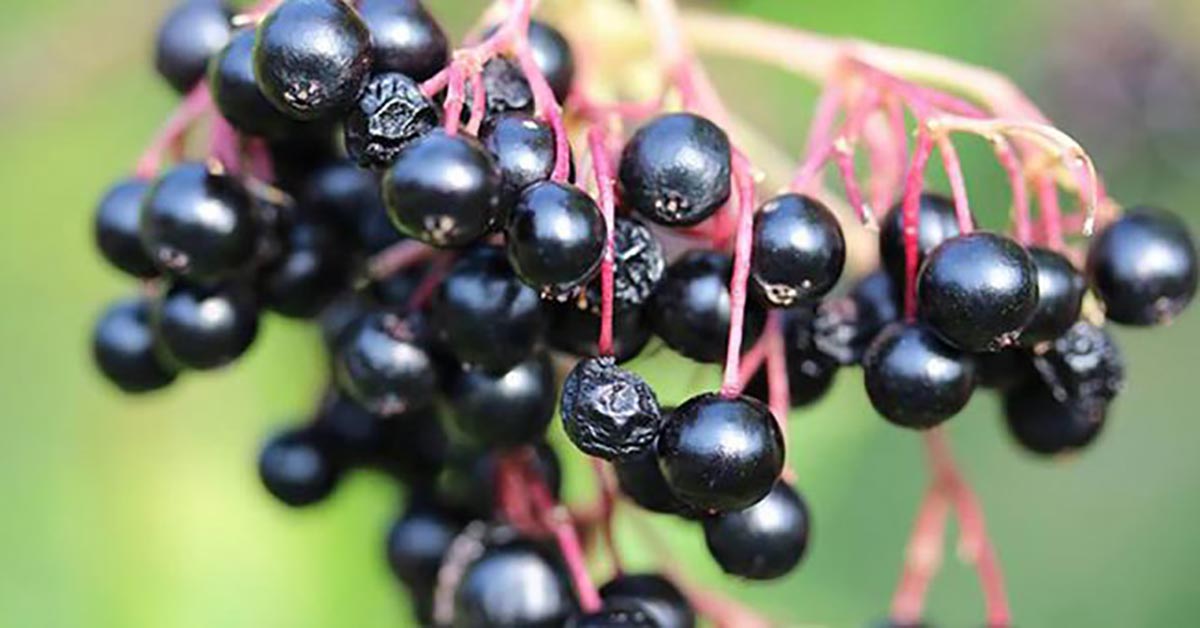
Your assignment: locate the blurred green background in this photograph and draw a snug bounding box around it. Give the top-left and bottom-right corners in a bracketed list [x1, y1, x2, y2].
[2, 0, 1199, 626]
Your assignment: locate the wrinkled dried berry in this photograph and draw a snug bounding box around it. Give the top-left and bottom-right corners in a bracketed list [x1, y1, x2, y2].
[561, 356, 662, 461]
[1031, 320, 1124, 414]
[583, 217, 666, 312]
[344, 72, 439, 169]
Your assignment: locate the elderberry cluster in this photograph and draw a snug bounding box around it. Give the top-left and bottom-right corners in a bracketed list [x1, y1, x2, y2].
[89, 0, 1199, 626]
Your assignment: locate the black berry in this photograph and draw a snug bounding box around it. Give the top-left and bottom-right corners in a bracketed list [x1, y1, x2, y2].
[258, 221, 352, 318]
[582, 217, 666, 311]
[1004, 377, 1107, 457]
[481, 113, 559, 213]
[566, 604, 658, 628]
[613, 449, 696, 517]
[547, 300, 652, 364]
[359, 0, 449, 82]
[452, 540, 577, 628]
[751, 193, 846, 307]
[560, 356, 662, 461]
[862, 322, 976, 429]
[649, 251, 766, 364]
[600, 574, 696, 628]
[155, 0, 232, 93]
[619, 113, 732, 226]
[92, 296, 178, 393]
[879, 193, 969, 291]
[95, 178, 157, 278]
[506, 181, 607, 297]
[209, 28, 305, 139]
[445, 353, 557, 448]
[153, 281, 260, 370]
[1020, 247, 1086, 345]
[258, 427, 341, 507]
[1030, 320, 1124, 416]
[334, 311, 437, 416]
[386, 500, 462, 589]
[703, 481, 811, 580]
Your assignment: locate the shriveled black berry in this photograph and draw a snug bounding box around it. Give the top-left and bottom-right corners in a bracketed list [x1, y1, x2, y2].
[1087, 206, 1198, 326]
[258, 427, 341, 507]
[547, 301, 652, 364]
[253, 0, 373, 121]
[600, 574, 696, 628]
[209, 28, 306, 139]
[359, 0, 449, 82]
[1004, 377, 1107, 457]
[153, 280, 260, 370]
[751, 193, 845, 307]
[566, 604, 658, 628]
[481, 113, 558, 213]
[155, 0, 232, 93]
[452, 540, 576, 628]
[582, 217, 666, 311]
[344, 72, 439, 169]
[1030, 320, 1124, 416]
[702, 481, 811, 580]
[619, 113, 731, 226]
[258, 221, 352, 318]
[139, 162, 258, 280]
[506, 181, 607, 297]
[649, 251, 766, 364]
[334, 311, 437, 416]
[92, 296, 178, 393]
[444, 354, 557, 448]
[879, 193, 968, 291]
[917, 232, 1039, 352]
[561, 356, 662, 461]
[95, 178, 157, 278]
[1021, 247, 1087, 345]
[862, 322, 976, 430]
[460, 56, 534, 121]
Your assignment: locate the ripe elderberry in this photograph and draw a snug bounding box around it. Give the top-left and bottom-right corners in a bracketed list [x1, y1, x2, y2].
[1021, 247, 1087, 346]
[863, 322, 976, 429]
[154, 0, 232, 93]
[92, 296, 178, 393]
[751, 193, 846, 307]
[153, 281, 260, 370]
[582, 217, 666, 311]
[747, 305, 839, 408]
[548, 301, 652, 364]
[561, 356, 662, 461]
[506, 181, 607, 297]
[444, 353, 558, 448]
[482, 113, 560, 212]
[1004, 378, 1107, 457]
[613, 449, 696, 517]
[650, 251, 766, 364]
[386, 500, 463, 590]
[209, 29, 307, 140]
[94, 178, 157, 279]
[452, 540, 577, 628]
[257, 221, 352, 319]
[600, 574, 696, 628]
[619, 113, 732, 226]
[879, 193, 969, 290]
[333, 311, 437, 416]
[258, 427, 341, 507]
[702, 481, 811, 580]
[359, 0, 449, 82]
[344, 72, 439, 169]
[566, 604, 658, 628]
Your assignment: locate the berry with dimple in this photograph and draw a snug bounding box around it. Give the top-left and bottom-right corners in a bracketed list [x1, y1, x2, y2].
[433, 247, 544, 373]
[561, 356, 662, 461]
[1030, 320, 1124, 416]
[751, 193, 846, 307]
[582, 217, 666, 312]
[386, 499, 462, 590]
[444, 353, 557, 448]
[383, 130, 502, 247]
[92, 296, 178, 393]
[879, 193, 969, 290]
[153, 280, 260, 370]
[95, 178, 157, 278]
[258, 427, 341, 507]
[209, 28, 307, 139]
[139, 162, 258, 280]
[548, 301, 652, 364]
[459, 56, 535, 122]
[359, 0, 449, 82]
[656, 393, 785, 512]
[452, 540, 577, 628]
[1020, 247, 1086, 346]
[917, 232, 1039, 352]
[863, 322, 976, 429]
[258, 221, 352, 319]
[703, 481, 811, 580]
[481, 113, 559, 213]
[566, 604, 659, 628]
[506, 181, 607, 297]
[253, 0, 372, 121]
[344, 72, 439, 169]
[1004, 377, 1107, 457]
[1086, 206, 1198, 326]
[649, 250, 766, 364]
[154, 0, 232, 93]
[334, 311, 437, 416]
[619, 113, 732, 226]
[600, 574, 696, 628]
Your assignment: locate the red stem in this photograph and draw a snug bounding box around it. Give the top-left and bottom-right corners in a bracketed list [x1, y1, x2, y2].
[936, 134, 974, 234]
[405, 254, 453, 311]
[522, 454, 602, 613]
[1035, 174, 1065, 250]
[367, 240, 436, 280]
[993, 139, 1032, 245]
[901, 129, 936, 320]
[719, 151, 757, 397]
[465, 66, 488, 136]
[731, 331, 770, 394]
[590, 459, 624, 576]
[588, 127, 618, 357]
[763, 310, 791, 444]
[208, 114, 242, 175]
[443, 65, 466, 136]
[135, 82, 213, 179]
[889, 482, 950, 625]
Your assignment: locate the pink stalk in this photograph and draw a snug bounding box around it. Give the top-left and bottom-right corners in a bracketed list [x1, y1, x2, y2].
[789, 143, 835, 195]
[135, 82, 214, 179]
[796, 86, 881, 224]
[992, 139, 1032, 245]
[864, 112, 898, 212]
[589, 459, 624, 576]
[420, 67, 451, 98]
[465, 66, 488, 136]
[802, 83, 846, 166]
[588, 127, 618, 356]
[888, 95, 910, 189]
[763, 311, 791, 440]
[889, 482, 951, 625]
[834, 143, 871, 226]
[901, 129, 936, 320]
[1035, 174, 1065, 250]
[732, 332, 771, 394]
[367, 240, 436, 280]
[443, 65, 466, 136]
[406, 254, 453, 311]
[524, 455, 602, 613]
[208, 114, 242, 175]
[936, 134, 974, 234]
[244, 138, 276, 183]
[847, 60, 988, 119]
[719, 152, 757, 398]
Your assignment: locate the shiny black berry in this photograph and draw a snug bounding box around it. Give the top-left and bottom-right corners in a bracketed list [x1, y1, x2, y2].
[95, 178, 157, 278]
[209, 28, 305, 139]
[813, 270, 901, 366]
[879, 193, 968, 291]
[359, 0, 449, 82]
[445, 354, 557, 448]
[433, 247, 544, 372]
[1021, 247, 1086, 345]
[917, 232, 1039, 352]
[656, 393, 785, 512]
[746, 306, 838, 408]
[600, 574, 695, 628]
[386, 500, 462, 589]
[334, 311, 437, 416]
[300, 160, 400, 253]
[703, 481, 811, 580]
[154, 0, 232, 93]
[92, 297, 178, 393]
[1004, 378, 1107, 457]
[153, 281, 260, 370]
[613, 450, 695, 517]
[253, 0, 372, 121]
[566, 604, 658, 628]
[483, 20, 575, 103]
[862, 322, 976, 429]
[344, 72, 439, 169]
[452, 540, 577, 628]
[1087, 206, 1198, 326]
[258, 427, 341, 507]
[506, 181, 606, 297]
[314, 397, 447, 480]
[619, 113, 731, 226]
[751, 193, 845, 307]
[258, 221, 352, 318]
[649, 251, 766, 364]
[582, 217, 666, 311]
[139, 162, 258, 280]
[460, 56, 534, 122]
[481, 113, 558, 212]
[975, 348, 1033, 392]
[548, 301, 652, 364]
[560, 356, 662, 461]
[383, 130, 502, 247]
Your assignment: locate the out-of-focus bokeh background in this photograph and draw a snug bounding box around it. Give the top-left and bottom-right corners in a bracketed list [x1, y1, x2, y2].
[2, 0, 1199, 626]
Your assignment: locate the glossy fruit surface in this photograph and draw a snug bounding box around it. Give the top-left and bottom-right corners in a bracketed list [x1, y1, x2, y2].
[383, 131, 501, 247]
[344, 72, 439, 169]
[481, 113, 558, 212]
[649, 251, 765, 363]
[548, 300, 652, 364]
[506, 181, 606, 296]
[155, 0, 232, 93]
[95, 178, 157, 278]
[917, 232, 1038, 352]
[445, 354, 557, 447]
[258, 221, 352, 318]
[139, 162, 258, 280]
[613, 450, 695, 517]
[746, 306, 839, 408]
[565, 604, 658, 628]
[582, 217, 665, 311]
[527, 20, 575, 102]
[461, 57, 534, 121]
[258, 427, 340, 507]
[879, 193, 968, 290]
[334, 312, 437, 416]
[1004, 378, 1107, 457]
[656, 393, 785, 512]
[300, 159, 399, 253]
[452, 540, 577, 628]
[359, 0, 449, 82]
[600, 574, 696, 628]
[812, 270, 901, 366]
[1086, 206, 1198, 326]
[1021, 247, 1086, 345]
[702, 481, 810, 580]
[92, 297, 178, 393]
[253, 0, 372, 120]
[209, 28, 303, 139]
[433, 247, 544, 372]
[386, 501, 462, 588]
[751, 193, 845, 307]
[863, 322, 975, 429]
[153, 281, 260, 370]
[619, 113, 731, 226]
[560, 357, 662, 460]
